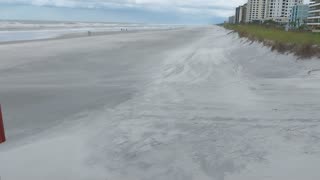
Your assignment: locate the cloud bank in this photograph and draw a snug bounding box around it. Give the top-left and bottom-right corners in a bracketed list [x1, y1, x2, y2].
[1, 0, 247, 18]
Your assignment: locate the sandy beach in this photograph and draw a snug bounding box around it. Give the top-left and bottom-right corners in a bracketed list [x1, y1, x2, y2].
[0, 26, 320, 180]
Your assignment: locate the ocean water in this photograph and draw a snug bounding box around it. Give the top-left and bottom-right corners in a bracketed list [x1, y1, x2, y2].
[0, 20, 179, 42]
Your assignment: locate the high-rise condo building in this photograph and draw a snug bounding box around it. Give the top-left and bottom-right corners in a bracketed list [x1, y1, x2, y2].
[265, 0, 303, 23]
[307, 0, 320, 31]
[235, 4, 248, 23]
[289, 4, 309, 28]
[246, 0, 268, 22]
[229, 16, 236, 24]
[246, 0, 303, 23]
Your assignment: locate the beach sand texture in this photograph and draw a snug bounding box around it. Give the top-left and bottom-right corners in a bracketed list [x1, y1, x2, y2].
[1, 26, 320, 180]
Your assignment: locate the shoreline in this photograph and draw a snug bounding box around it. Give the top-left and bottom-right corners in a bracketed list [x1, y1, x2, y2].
[0, 28, 182, 45]
[0, 20, 185, 45]
[224, 24, 320, 59]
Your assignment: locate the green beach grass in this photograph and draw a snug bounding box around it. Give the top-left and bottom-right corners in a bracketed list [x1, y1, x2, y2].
[224, 24, 320, 58]
[225, 24, 320, 45]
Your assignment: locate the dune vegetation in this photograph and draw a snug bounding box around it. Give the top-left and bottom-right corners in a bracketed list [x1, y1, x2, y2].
[224, 24, 320, 58]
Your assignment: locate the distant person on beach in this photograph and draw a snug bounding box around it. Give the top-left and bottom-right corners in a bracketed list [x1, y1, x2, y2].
[88, 31, 92, 36]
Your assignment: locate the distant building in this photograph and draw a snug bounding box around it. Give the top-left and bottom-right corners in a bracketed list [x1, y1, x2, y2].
[235, 6, 241, 23]
[289, 4, 309, 28]
[235, 4, 247, 23]
[245, 0, 303, 23]
[265, 0, 303, 23]
[307, 0, 320, 31]
[242, 4, 248, 23]
[246, 0, 268, 22]
[232, 0, 305, 25]
[229, 16, 235, 24]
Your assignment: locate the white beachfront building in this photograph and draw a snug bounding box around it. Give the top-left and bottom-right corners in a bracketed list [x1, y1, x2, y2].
[265, 0, 304, 23]
[307, 0, 320, 31]
[246, 0, 304, 23]
[246, 0, 268, 22]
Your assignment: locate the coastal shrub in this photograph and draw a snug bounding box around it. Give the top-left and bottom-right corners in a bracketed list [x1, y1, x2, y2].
[271, 41, 289, 54]
[295, 44, 319, 58]
[224, 24, 320, 58]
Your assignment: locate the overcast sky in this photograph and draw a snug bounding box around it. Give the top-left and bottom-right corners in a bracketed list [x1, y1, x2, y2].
[0, 0, 309, 24]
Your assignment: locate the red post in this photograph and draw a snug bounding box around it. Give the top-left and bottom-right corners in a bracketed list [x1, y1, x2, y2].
[0, 105, 6, 143]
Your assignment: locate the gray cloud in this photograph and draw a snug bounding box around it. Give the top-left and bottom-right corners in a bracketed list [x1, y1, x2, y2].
[0, 0, 248, 17]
